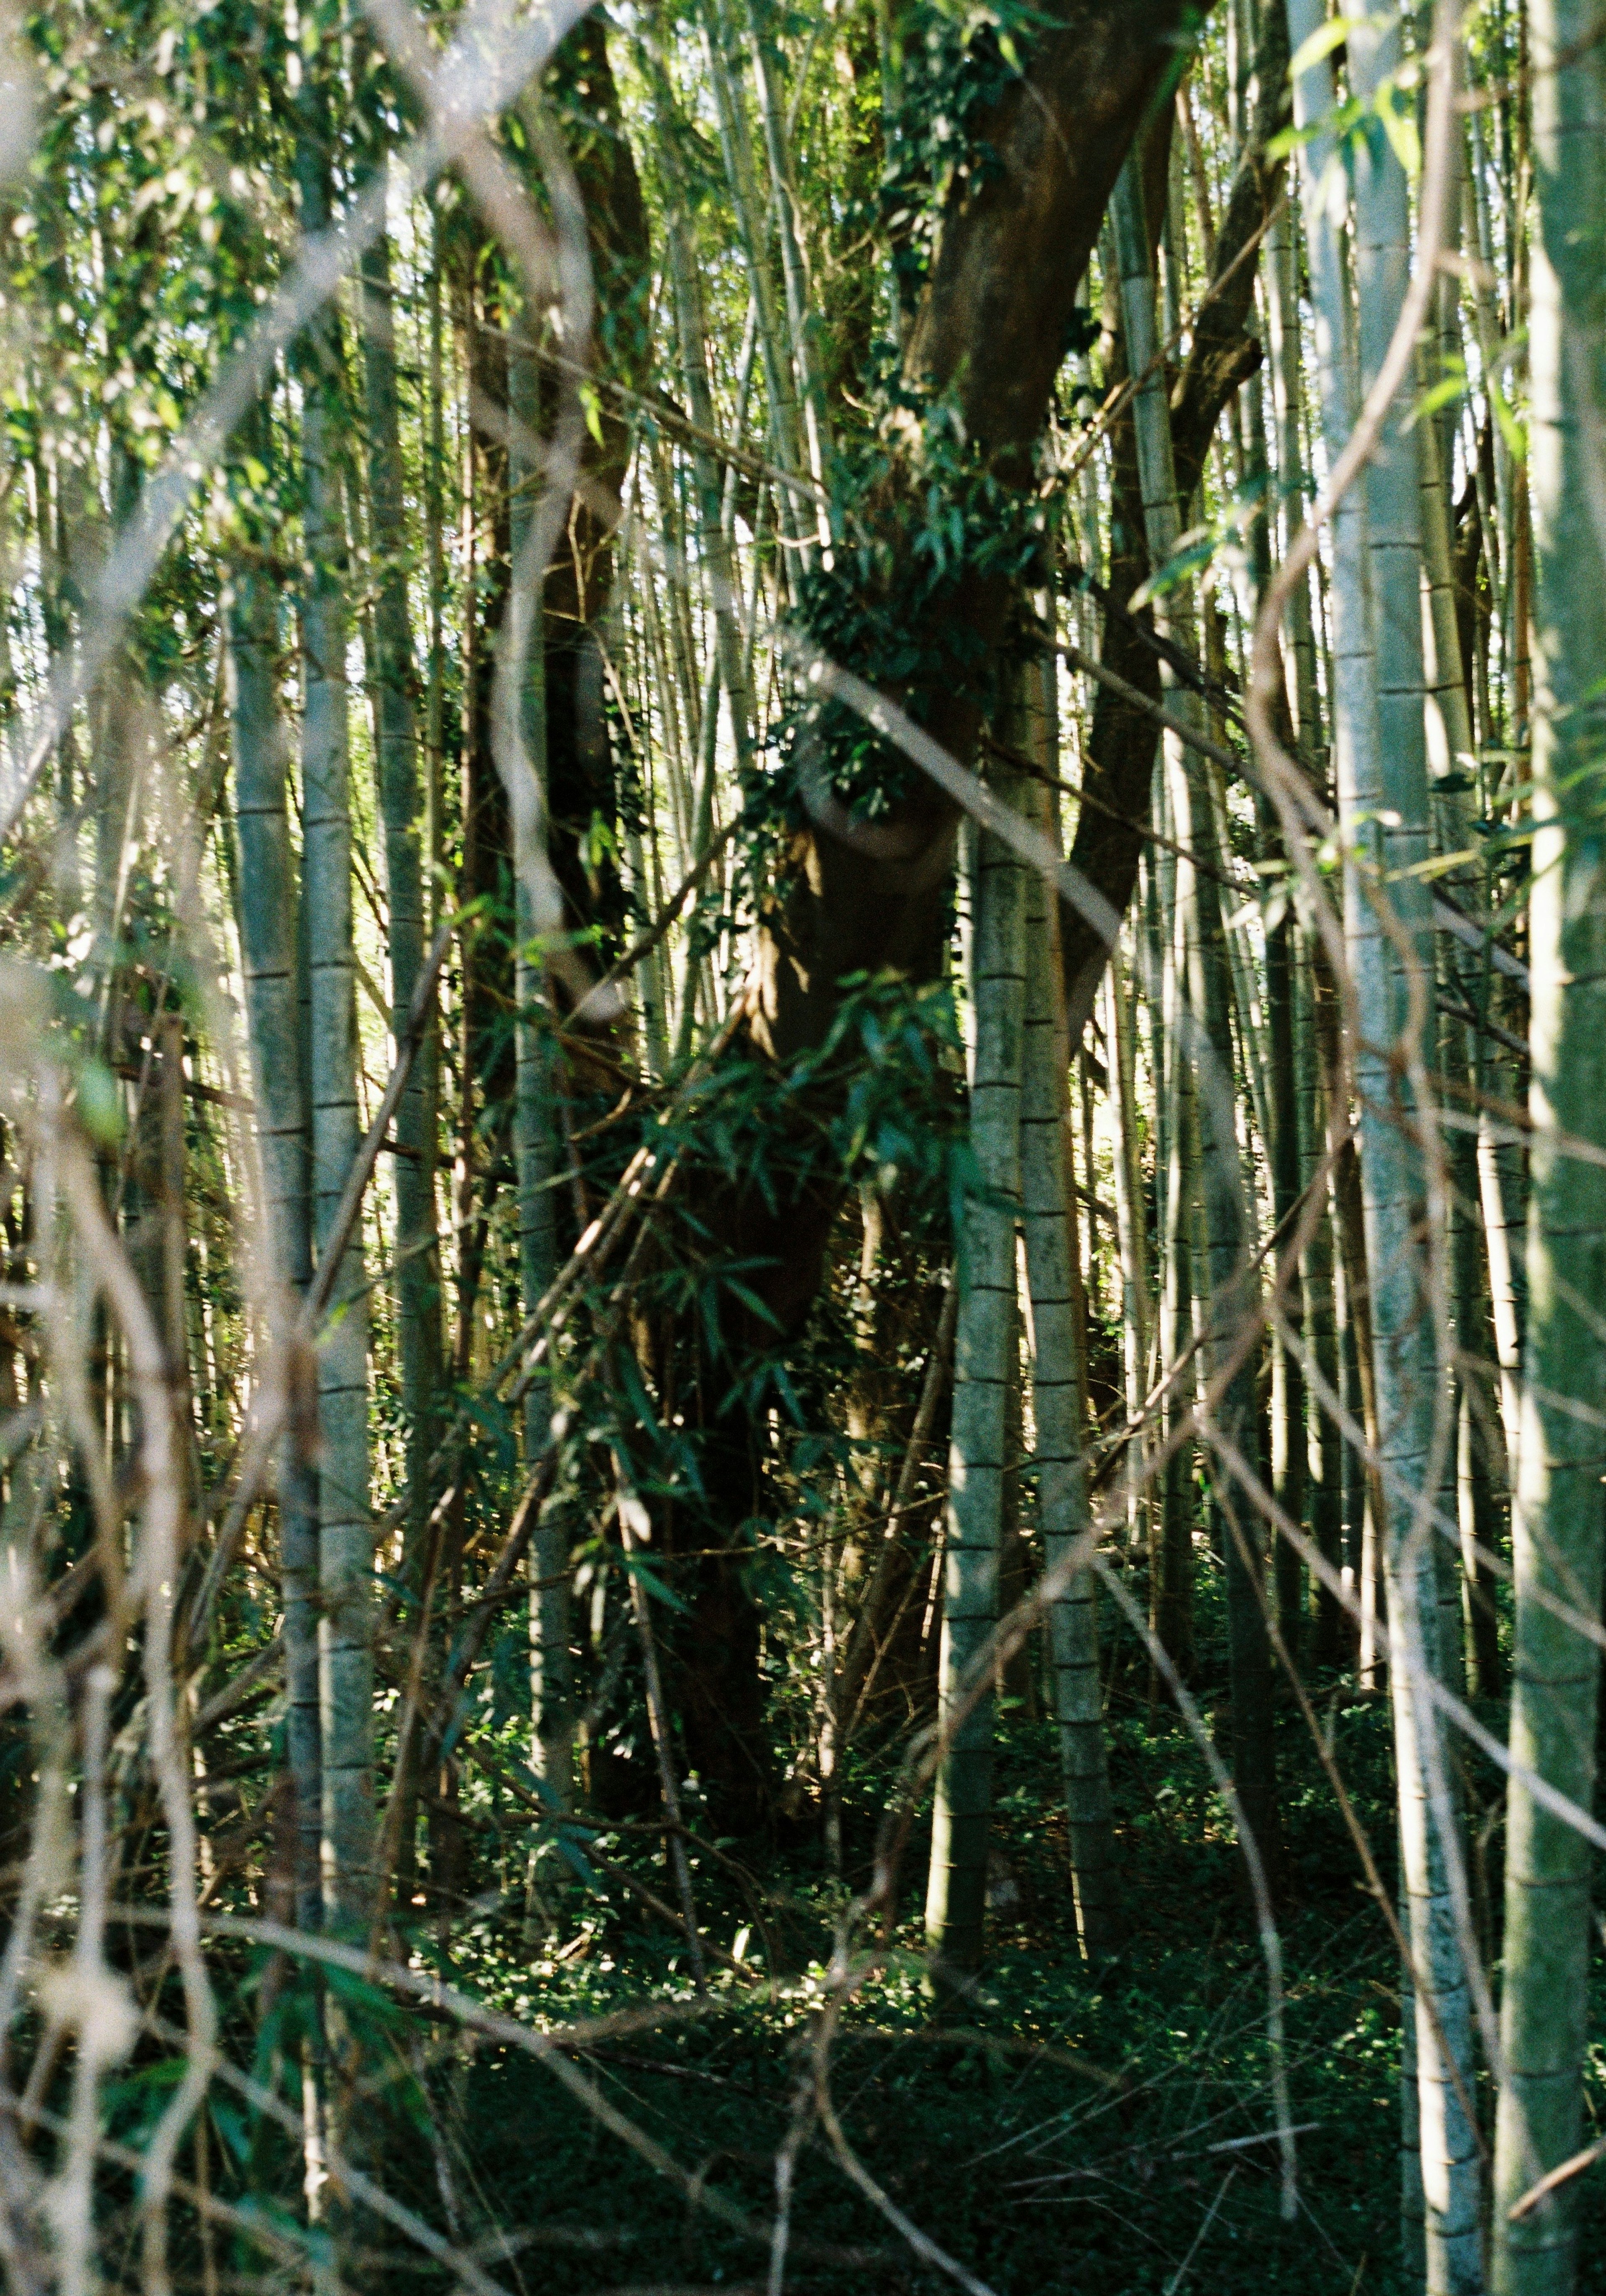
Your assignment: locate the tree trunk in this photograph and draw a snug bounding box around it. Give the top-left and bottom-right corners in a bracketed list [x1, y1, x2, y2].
[674, 4, 1211, 1817]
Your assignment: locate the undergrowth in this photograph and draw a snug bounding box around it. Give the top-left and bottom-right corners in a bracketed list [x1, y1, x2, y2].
[158, 1563, 1601, 2294]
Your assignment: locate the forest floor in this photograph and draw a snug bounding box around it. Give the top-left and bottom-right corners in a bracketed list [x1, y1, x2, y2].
[242, 1581, 1606, 2296]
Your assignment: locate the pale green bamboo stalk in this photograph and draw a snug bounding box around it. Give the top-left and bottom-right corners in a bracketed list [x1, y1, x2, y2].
[1240, 351, 1310, 1654]
[225, 462, 321, 1935]
[1466, 106, 1514, 686]
[358, 181, 442, 1553]
[1295, 8, 1482, 2281]
[507, 305, 571, 1810]
[1348, 37, 1481, 2282]
[637, 501, 693, 878]
[1106, 947, 1148, 1551]
[660, 452, 706, 791]
[1418, 363, 1478, 795]
[1154, 791, 1196, 1683]
[1414, 180, 1505, 1709]
[1491, 12, 1606, 2286]
[1291, 8, 1384, 1691]
[1294, 936, 1345, 1665]
[296, 87, 374, 1930]
[1112, 152, 1275, 1864]
[1264, 189, 1322, 766]
[740, 0, 833, 527]
[640, 30, 755, 829]
[642, 46, 757, 1066]
[1020, 767, 1116, 1966]
[1478, 1089, 1527, 1481]
[924, 762, 1026, 1980]
[699, 0, 812, 570]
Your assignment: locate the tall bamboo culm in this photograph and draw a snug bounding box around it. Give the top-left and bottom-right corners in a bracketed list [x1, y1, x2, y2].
[295, 75, 373, 1929]
[507, 307, 570, 1810]
[358, 186, 442, 1552]
[1293, 6, 1482, 2283]
[1491, 8, 1606, 2287]
[1112, 149, 1276, 1874]
[1019, 757, 1116, 1967]
[226, 492, 320, 1936]
[924, 760, 1026, 1980]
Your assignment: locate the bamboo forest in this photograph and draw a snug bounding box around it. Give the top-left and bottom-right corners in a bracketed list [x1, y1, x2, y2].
[3, 0, 1606, 2288]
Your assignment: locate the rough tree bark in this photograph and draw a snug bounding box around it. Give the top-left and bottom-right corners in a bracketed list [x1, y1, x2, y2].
[676, 2, 1220, 1823]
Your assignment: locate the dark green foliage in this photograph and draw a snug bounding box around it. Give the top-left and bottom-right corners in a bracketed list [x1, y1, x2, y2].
[779, 395, 1059, 822]
[171, 1671, 1486, 2296]
[879, 0, 1052, 307]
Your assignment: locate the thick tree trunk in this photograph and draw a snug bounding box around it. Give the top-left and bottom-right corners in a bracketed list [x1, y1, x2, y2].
[750, 5, 1219, 1092]
[675, 3, 1214, 1820]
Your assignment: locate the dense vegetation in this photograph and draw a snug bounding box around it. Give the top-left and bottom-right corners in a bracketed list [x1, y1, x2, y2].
[0, 1, 1602, 2292]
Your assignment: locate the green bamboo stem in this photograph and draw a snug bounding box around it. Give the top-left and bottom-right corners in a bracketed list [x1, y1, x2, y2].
[699, 0, 813, 569]
[1113, 150, 1276, 1870]
[1491, 13, 1606, 2285]
[1240, 352, 1309, 1656]
[740, 0, 833, 527]
[1297, 5, 1482, 2279]
[924, 761, 1027, 1980]
[1152, 814, 1195, 1684]
[1020, 768, 1117, 1966]
[507, 301, 571, 1812]
[1293, 936, 1345, 1667]
[1106, 946, 1148, 1552]
[1264, 189, 1322, 768]
[358, 187, 442, 1560]
[295, 81, 374, 1930]
[225, 459, 321, 1935]
[640, 32, 756, 824]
